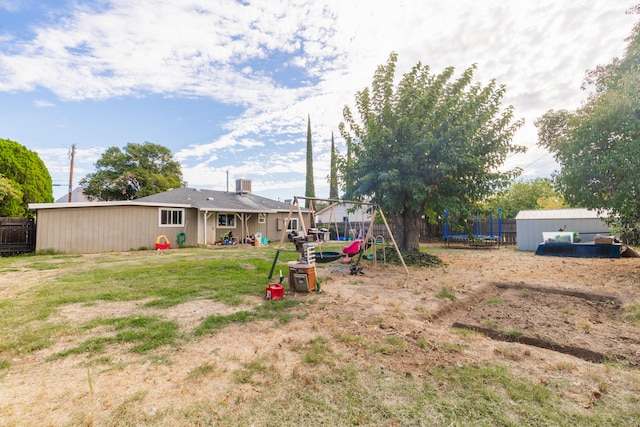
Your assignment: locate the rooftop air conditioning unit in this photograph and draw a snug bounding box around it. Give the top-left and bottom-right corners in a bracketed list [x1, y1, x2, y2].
[235, 179, 251, 194]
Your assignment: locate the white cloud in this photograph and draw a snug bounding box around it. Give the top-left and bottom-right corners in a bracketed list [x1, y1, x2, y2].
[0, 0, 25, 12]
[2, 0, 638, 200]
[174, 132, 264, 162]
[34, 99, 56, 108]
[0, 0, 339, 102]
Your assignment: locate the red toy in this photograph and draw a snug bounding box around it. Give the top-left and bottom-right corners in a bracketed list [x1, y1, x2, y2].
[342, 239, 363, 262]
[265, 283, 284, 300]
[155, 235, 171, 250]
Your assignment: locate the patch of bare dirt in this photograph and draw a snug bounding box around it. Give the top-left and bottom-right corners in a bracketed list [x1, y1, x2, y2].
[449, 282, 640, 366]
[1, 245, 640, 425]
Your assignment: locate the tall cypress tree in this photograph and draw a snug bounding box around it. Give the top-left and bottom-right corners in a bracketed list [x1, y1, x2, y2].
[304, 114, 315, 208]
[329, 131, 339, 199]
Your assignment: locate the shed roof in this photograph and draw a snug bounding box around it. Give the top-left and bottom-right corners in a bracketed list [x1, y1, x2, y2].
[515, 208, 607, 220]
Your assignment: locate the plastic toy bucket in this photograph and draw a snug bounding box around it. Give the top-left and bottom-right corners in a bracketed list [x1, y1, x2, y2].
[265, 283, 284, 300]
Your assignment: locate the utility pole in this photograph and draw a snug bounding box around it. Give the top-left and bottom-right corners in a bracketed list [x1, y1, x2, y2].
[68, 144, 76, 202]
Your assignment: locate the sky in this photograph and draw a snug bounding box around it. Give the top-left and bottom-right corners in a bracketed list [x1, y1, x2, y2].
[0, 0, 638, 202]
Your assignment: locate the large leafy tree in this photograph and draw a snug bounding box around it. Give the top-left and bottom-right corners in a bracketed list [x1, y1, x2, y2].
[338, 53, 524, 251]
[0, 138, 53, 217]
[81, 142, 184, 201]
[485, 178, 568, 218]
[535, 7, 640, 243]
[0, 175, 24, 217]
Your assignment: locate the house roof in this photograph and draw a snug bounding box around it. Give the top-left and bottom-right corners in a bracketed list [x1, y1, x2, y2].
[29, 200, 193, 210]
[137, 187, 294, 213]
[55, 187, 92, 203]
[515, 208, 607, 220]
[30, 187, 296, 213]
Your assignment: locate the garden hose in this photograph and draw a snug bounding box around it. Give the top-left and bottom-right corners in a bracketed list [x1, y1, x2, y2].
[177, 232, 186, 245]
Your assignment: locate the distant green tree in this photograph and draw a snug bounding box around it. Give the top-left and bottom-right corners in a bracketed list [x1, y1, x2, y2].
[0, 175, 24, 217]
[535, 6, 640, 243]
[0, 138, 53, 217]
[486, 178, 568, 218]
[338, 53, 524, 251]
[304, 115, 315, 208]
[329, 131, 339, 199]
[80, 142, 184, 201]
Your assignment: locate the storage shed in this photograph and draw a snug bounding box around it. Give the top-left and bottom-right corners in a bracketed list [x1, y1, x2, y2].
[515, 208, 613, 251]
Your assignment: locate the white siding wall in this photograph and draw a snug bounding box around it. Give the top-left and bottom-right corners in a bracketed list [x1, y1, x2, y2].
[315, 205, 373, 225]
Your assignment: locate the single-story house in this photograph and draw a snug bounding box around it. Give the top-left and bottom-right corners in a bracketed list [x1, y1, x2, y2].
[515, 208, 613, 251]
[29, 180, 302, 254]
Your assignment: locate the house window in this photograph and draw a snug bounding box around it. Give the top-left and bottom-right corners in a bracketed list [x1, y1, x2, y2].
[258, 213, 266, 224]
[218, 213, 235, 228]
[288, 218, 299, 230]
[159, 208, 184, 226]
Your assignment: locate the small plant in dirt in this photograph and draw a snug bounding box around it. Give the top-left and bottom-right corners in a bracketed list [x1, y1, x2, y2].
[436, 288, 456, 300]
[187, 363, 216, 382]
[481, 298, 505, 306]
[371, 336, 407, 355]
[482, 319, 499, 329]
[503, 329, 522, 342]
[624, 303, 640, 324]
[441, 342, 467, 353]
[33, 249, 64, 256]
[368, 317, 384, 326]
[555, 361, 577, 372]
[452, 327, 477, 337]
[233, 357, 269, 384]
[576, 318, 593, 330]
[560, 306, 576, 315]
[416, 338, 437, 350]
[302, 336, 332, 364]
[494, 346, 524, 361]
[336, 333, 363, 346]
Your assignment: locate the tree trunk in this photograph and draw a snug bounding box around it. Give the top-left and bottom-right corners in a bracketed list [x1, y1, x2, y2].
[390, 209, 422, 252]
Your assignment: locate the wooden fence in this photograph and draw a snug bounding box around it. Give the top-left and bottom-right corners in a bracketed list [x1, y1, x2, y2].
[0, 217, 36, 256]
[468, 218, 517, 245]
[327, 218, 517, 245]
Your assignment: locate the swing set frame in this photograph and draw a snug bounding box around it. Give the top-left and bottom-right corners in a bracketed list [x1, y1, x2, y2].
[268, 196, 408, 278]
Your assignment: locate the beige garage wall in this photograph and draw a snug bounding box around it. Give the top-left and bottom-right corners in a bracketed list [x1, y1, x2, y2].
[35, 205, 197, 254]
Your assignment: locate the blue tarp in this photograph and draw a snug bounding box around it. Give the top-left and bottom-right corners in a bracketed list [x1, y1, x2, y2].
[535, 243, 622, 258]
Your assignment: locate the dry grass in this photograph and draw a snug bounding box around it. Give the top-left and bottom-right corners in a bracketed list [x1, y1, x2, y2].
[0, 245, 639, 425]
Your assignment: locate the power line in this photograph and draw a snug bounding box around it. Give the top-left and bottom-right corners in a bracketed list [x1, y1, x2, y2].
[519, 151, 552, 170]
